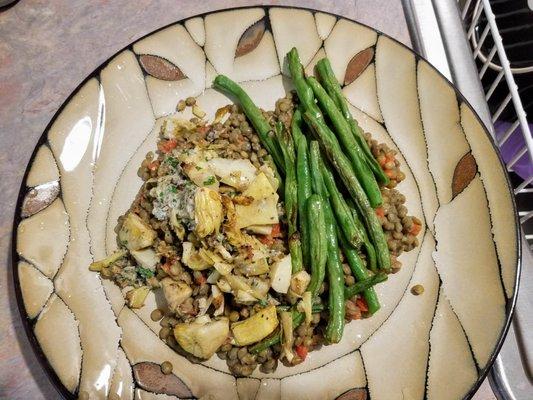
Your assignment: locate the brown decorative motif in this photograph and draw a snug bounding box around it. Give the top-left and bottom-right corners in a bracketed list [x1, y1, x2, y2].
[336, 388, 368, 400]
[21, 181, 60, 218]
[133, 362, 193, 398]
[139, 55, 186, 81]
[452, 152, 478, 198]
[344, 47, 374, 85]
[235, 19, 266, 57]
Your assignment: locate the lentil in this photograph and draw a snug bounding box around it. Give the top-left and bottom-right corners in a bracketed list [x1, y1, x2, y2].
[411, 284, 425, 295]
[161, 361, 173, 375]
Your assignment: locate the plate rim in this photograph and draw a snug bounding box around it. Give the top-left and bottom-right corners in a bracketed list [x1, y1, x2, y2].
[10, 4, 522, 399]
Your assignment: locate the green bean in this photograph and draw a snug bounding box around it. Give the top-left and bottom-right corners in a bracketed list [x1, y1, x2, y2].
[249, 332, 282, 355]
[213, 75, 284, 173]
[347, 199, 377, 272]
[287, 48, 323, 122]
[265, 154, 284, 197]
[323, 196, 345, 343]
[344, 273, 388, 300]
[303, 111, 391, 272]
[306, 194, 327, 298]
[288, 234, 303, 274]
[249, 305, 324, 354]
[309, 141, 327, 196]
[291, 108, 304, 145]
[309, 139, 345, 340]
[315, 59, 389, 185]
[275, 123, 303, 273]
[337, 226, 380, 314]
[296, 134, 312, 267]
[320, 157, 364, 248]
[307, 76, 382, 207]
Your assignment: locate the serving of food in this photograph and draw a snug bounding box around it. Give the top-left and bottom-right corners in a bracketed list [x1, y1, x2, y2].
[89, 49, 422, 377]
[14, 7, 519, 400]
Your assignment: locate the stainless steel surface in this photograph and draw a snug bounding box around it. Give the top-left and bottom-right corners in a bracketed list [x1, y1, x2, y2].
[490, 238, 533, 400]
[402, 0, 452, 80]
[456, 1, 533, 399]
[432, 0, 494, 133]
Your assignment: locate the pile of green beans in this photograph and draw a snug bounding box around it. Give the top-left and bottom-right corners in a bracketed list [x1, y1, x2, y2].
[212, 48, 392, 350]
[315, 58, 389, 185]
[307, 76, 382, 207]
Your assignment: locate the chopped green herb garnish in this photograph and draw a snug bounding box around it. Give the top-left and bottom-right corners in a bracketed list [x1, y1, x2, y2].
[203, 176, 216, 186]
[136, 266, 154, 279]
[195, 166, 202, 170]
[165, 157, 179, 168]
[169, 185, 178, 193]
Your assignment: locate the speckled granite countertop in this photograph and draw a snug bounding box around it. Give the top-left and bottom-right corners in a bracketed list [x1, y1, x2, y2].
[0, 1, 495, 398]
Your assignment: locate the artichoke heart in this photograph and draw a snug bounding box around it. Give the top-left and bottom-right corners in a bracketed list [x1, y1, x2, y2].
[119, 213, 157, 251]
[161, 277, 192, 312]
[125, 286, 151, 309]
[162, 117, 197, 139]
[235, 172, 279, 229]
[194, 187, 223, 238]
[89, 249, 127, 272]
[182, 242, 210, 271]
[207, 158, 257, 190]
[231, 305, 279, 346]
[174, 317, 229, 359]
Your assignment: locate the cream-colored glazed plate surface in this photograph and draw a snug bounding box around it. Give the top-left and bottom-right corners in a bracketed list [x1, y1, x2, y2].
[13, 6, 520, 400]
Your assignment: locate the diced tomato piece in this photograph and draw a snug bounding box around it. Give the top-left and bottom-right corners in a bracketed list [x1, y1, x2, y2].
[385, 169, 396, 179]
[409, 223, 422, 236]
[295, 345, 308, 360]
[375, 207, 385, 218]
[158, 139, 178, 153]
[259, 235, 274, 246]
[195, 273, 206, 285]
[197, 126, 210, 135]
[271, 223, 282, 238]
[148, 160, 160, 171]
[161, 260, 174, 275]
[355, 298, 369, 313]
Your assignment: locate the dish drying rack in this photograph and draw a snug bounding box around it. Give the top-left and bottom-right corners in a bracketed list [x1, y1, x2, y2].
[403, 0, 532, 399]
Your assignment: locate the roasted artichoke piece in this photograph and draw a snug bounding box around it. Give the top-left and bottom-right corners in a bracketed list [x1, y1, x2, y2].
[231, 305, 279, 346]
[194, 187, 223, 238]
[160, 277, 193, 312]
[89, 249, 127, 272]
[125, 286, 151, 309]
[119, 213, 157, 251]
[174, 317, 229, 359]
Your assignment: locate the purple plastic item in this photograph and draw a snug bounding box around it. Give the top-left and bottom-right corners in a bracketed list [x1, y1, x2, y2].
[494, 120, 533, 180]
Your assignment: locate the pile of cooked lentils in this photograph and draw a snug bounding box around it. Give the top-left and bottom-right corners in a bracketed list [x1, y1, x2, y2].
[91, 49, 422, 378]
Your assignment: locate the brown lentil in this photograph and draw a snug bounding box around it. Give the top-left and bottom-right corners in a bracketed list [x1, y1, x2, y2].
[177, 100, 186, 111]
[229, 311, 240, 322]
[161, 361, 173, 375]
[411, 284, 425, 295]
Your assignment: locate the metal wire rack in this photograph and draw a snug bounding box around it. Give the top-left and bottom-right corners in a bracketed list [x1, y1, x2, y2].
[459, 0, 533, 251]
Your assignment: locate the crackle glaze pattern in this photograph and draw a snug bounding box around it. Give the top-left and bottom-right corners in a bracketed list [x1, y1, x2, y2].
[13, 6, 519, 400]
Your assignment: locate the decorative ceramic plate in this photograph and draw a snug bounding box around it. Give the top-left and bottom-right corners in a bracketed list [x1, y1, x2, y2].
[13, 6, 520, 400]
